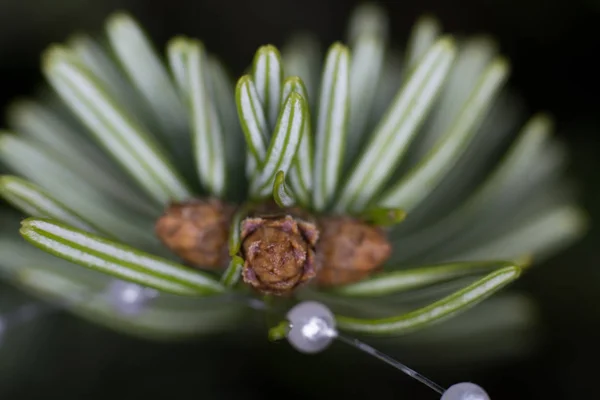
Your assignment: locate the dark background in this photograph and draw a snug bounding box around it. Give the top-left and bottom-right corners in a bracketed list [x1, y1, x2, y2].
[0, 0, 599, 398]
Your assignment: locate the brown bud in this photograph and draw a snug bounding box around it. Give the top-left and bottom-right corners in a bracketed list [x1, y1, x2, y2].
[315, 216, 391, 286]
[155, 198, 235, 269]
[240, 214, 319, 295]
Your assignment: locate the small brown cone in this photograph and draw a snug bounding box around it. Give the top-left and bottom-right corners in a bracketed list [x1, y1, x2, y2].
[240, 214, 319, 295]
[155, 198, 235, 269]
[315, 216, 391, 286]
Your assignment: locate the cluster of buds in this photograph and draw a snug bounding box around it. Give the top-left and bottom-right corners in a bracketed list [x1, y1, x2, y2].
[155, 199, 392, 295]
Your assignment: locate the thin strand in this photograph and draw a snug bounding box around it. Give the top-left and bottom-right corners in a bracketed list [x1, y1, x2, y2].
[336, 333, 446, 394]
